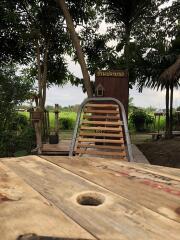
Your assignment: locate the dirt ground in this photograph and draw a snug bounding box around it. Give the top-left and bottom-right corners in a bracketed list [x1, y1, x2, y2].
[137, 137, 180, 168]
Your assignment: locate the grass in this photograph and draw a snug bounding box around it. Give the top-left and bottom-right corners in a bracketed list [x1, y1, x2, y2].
[20, 111, 77, 129]
[153, 116, 166, 132]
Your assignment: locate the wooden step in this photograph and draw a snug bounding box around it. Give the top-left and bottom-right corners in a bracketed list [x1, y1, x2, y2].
[79, 132, 123, 138]
[83, 115, 121, 120]
[82, 120, 123, 126]
[76, 149, 127, 157]
[80, 126, 123, 132]
[85, 104, 119, 108]
[76, 143, 125, 150]
[84, 109, 119, 114]
[78, 137, 124, 144]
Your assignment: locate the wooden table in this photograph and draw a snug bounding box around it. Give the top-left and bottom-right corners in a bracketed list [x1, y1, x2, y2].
[0, 156, 180, 240]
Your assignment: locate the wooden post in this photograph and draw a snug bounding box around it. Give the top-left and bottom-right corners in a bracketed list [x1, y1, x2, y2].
[47, 111, 50, 135]
[27, 108, 34, 126]
[43, 109, 49, 142]
[34, 121, 42, 154]
[154, 115, 157, 131]
[54, 104, 59, 136]
[32, 108, 43, 154]
[158, 115, 160, 134]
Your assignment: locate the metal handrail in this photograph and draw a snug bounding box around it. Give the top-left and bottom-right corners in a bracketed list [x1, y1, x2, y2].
[69, 97, 134, 162]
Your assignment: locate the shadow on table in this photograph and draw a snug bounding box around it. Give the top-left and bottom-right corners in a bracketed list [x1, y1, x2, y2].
[17, 234, 91, 240]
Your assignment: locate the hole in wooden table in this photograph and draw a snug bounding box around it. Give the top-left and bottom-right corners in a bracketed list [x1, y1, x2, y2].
[76, 192, 105, 206]
[17, 233, 91, 239]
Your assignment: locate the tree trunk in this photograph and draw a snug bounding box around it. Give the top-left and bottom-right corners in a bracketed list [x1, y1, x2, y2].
[41, 40, 49, 109]
[35, 41, 43, 153]
[124, 24, 131, 115]
[169, 83, 174, 137]
[165, 84, 170, 138]
[36, 40, 42, 108]
[56, 0, 93, 97]
[124, 25, 131, 70]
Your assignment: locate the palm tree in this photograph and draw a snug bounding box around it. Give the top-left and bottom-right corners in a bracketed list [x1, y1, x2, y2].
[144, 54, 180, 138]
[159, 55, 180, 137]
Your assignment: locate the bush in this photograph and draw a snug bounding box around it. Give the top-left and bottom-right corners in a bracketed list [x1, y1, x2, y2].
[129, 109, 154, 132]
[17, 126, 36, 153]
[59, 117, 75, 130]
[0, 131, 17, 157]
[10, 113, 29, 131]
[173, 112, 180, 130]
[0, 113, 35, 157]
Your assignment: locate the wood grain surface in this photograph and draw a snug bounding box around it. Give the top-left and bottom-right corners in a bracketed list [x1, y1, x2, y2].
[1, 156, 180, 240]
[0, 161, 94, 240]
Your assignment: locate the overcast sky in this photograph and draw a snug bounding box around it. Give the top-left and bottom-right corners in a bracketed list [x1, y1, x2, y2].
[46, 59, 180, 109]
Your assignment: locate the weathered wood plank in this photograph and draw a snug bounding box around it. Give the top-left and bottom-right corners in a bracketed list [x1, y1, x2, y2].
[2, 156, 180, 240]
[85, 104, 118, 108]
[76, 143, 125, 150]
[83, 115, 120, 120]
[130, 162, 180, 181]
[42, 156, 180, 224]
[82, 120, 123, 126]
[80, 126, 123, 132]
[84, 109, 119, 114]
[42, 140, 70, 154]
[0, 161, 94, 240]
[76, 149, 126, 157]
[78, 137, 124, 144]
[102, 159, 180, 182]
[79, 132, 123, 138]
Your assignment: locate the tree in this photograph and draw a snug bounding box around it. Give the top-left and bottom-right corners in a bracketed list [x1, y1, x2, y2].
[95, 1, 167, 81]
[1, 0, 102, 152]
[1, 0, 80, 153]
[56, 0, 93, 97]
[136, 1, 180, 137]
[0, 65, 32, 128]
[159, 54, 180, 136]
[1, 0, 77, 109]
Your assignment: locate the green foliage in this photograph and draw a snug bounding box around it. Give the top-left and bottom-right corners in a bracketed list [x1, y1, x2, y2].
[129, 109, 154, 132]
[0, 65, 33, 132]
[135, 3, 180, 90]
[173, 112, 180, 130]
[0, 112, 35, 157]
[0, 0, 83, 92]
[20, 111, 77, 129]
[59, 111, 76, 130]
[59, 118, 75, 130]
[0, 66, 34, 157]
[0, 131, 16, 157]
[16, 126, 36, 153]
[1, 0, 102, 92]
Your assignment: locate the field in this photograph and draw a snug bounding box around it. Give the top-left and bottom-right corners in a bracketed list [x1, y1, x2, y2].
[19, 111, 77, 141]
[20, 111, 77, 129]
[19, 111, 168, 142]
[20, 111, 167, 132]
